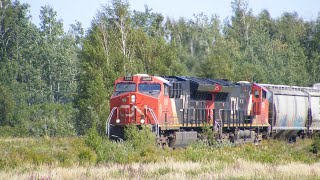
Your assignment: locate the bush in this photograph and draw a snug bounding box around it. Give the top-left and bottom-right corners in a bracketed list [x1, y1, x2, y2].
[311, 134, 320, 154]
[0, 137, 90, 170]
[0, 125, 29, 137]
[78, 149, 97, 165]
[84, 127, 104, 162]
[84, 125, 160, 164]
[201, 123, 216, 146]
[124, 125, 157, 150]
[12, 103, 77, 137]
[0, 84, 15, 126]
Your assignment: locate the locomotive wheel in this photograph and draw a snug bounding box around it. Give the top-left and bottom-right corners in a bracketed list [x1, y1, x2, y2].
[168, 137, 176, 149]
[157, 135, 168, 148]
[229, 133, 235, 143]
[167, 133, 176, 149]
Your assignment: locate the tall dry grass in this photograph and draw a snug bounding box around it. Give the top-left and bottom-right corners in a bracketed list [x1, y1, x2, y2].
[1, 159, 320, 179]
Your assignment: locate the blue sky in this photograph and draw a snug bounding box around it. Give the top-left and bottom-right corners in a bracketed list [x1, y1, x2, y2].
[20, 0, 320, 31]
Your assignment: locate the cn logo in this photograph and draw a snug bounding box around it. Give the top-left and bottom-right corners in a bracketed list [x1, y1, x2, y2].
[214, 85, 222, 92]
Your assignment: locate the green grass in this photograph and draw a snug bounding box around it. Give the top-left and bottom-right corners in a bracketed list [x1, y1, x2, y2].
[0, 137, 95, 170]
[0, 128, 319, 171]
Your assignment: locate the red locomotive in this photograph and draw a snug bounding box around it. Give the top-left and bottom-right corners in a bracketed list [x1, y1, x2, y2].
[106, 74, 320, 146]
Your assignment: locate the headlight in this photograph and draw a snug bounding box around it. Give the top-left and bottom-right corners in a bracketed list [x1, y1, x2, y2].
[116, 119, 120, 123]
[131, 95, 136, 103]
[141, 119, 145, 124]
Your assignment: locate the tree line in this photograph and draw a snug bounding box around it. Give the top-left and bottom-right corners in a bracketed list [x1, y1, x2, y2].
[0, 0, 319, 136]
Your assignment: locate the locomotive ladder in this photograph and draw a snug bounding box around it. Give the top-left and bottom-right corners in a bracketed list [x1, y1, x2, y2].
[146, 108, 160, 137]
[106, 107, 118, 138]
[215, 120, 223, 138]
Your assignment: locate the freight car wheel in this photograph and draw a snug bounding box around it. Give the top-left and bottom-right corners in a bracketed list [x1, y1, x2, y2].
[229, 133, 235, 143]
[288, 136, 297, 143]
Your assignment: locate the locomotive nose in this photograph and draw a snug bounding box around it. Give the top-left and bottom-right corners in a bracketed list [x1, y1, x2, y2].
[118, 93, 149, 125]
[115, 93, 143, 125]
[120, 94, 136, 104]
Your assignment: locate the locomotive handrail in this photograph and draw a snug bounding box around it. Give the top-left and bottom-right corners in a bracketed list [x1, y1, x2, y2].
[106, 107, 118, 138]
[110, 135, 123, 142]
[146, 108, 160, 137]
[214, 120, 222, 137]
[218, 109, 225, 126]
[218, 108, 247, 126]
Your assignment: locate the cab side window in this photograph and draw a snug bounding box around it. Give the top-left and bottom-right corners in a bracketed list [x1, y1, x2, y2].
[164, 84, 169, 96]
[262, 90, 267, 99]
[254, 90, 259, 98]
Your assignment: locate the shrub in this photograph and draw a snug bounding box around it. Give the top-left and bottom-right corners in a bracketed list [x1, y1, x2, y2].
[84, 127, 104, 162]
[311, 134, 320, 155]
[0, 84, 15, 126]
[201, 123, 216, 146]
[12, 103, 77, 137]
[124, 125, 156, 150]
[0, 125, 29, 137]
[78, 149, 97, 165]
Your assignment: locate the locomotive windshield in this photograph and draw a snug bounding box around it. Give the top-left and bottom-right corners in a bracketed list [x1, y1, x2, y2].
[138, 83, 160, 95]
[115, 83, 136, 92]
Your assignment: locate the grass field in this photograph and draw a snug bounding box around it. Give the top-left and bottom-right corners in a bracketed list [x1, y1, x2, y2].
[0, 135, 319, 179]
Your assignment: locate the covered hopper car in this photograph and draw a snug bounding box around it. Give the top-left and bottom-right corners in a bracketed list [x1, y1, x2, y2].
[259, 84, 320, 141]
[106, 74, 320, 146]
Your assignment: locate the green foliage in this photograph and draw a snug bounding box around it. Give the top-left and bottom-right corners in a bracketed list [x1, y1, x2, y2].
[84, 126, 158, 164]
[311, 134, 320, 154]
[39, 5, 79, 103]
[32, 103, 76, 136]
[0, 137, 90, 170]
[85, 127, 130, 163]
[0, 1, 80, 137]
[13, 103, 77, 137]
[84, 127, 104, 152]
[0, 136, 319, 171]
[200, 124, 216, 146]
[78, 149, 97, 165]
[0, 85, 15, 126]
[124, 125, 156, 149]
[0, 125, 29, 137]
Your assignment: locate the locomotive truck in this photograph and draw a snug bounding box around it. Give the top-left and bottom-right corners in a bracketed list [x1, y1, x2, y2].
[106, 74, 320, 147]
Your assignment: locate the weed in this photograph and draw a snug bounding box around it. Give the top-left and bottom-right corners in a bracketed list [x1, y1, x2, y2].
[0, 135, 319, 173]
[124, 125, 157, 150]
[78, 149, 97, 165]
[311, 134, 320, 155]
[158, 167, 172, 175]
[201, 123, 216, 146]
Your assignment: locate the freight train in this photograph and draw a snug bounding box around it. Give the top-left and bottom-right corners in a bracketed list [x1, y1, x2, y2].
[106, 74, 320, 147]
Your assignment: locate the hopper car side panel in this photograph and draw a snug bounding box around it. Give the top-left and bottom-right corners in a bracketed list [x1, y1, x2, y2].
[273, 94, 309, 130]
[309, 93, 320, 131]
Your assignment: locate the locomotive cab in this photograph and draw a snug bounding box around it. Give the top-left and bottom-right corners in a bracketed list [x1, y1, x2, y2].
[251, 84, 269, 126]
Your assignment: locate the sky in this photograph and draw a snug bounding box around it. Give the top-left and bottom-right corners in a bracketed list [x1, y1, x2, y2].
[20, 0, 320, 31]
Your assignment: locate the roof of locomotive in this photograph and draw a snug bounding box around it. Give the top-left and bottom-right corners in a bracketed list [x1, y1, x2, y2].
[161, 76, 241, 93]
[162, 76, 236, 86]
